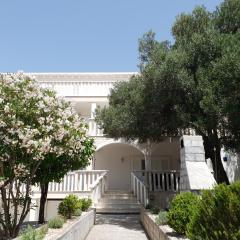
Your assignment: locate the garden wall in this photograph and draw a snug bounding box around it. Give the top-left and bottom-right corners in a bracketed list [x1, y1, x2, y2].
[46, 209, 95, 240]
[140, 207, 188, 240]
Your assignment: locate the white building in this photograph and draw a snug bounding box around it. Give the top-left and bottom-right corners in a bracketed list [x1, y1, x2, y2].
[33, 72, 182, 190]
[24, 72, 216, 220]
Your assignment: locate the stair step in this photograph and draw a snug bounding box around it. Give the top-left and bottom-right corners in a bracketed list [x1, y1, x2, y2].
[105, 190, 132, 194]
[103, 193, 135, 198]
[99, 199, 138, 204]
[96, 207, 140, 214]
[96, 203, 140, 208]
[95, 190, 140, 214]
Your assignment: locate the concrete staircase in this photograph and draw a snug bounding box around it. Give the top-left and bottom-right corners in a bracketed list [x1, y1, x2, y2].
[95, 191, 141, 214]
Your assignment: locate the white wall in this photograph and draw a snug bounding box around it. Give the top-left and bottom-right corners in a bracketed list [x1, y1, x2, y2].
[45, 200, 62, 220]
[94, 143, 144, 190]
[151, 137, 180, 171]
[94, 139, 181, 190]
[221, 149, 240, 183]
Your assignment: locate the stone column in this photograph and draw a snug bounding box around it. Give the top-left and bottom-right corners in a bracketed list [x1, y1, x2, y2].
[90, 103, 97, 135]
[91, 103, 97, 119]
[144, 152, 152, 171]
[180, 135, 216, 193]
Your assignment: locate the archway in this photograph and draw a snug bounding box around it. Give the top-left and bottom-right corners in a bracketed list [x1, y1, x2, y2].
[94, 143, 144, 190]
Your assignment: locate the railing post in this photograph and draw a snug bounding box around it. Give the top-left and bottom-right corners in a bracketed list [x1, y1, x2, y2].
[84, 172, 87, 191]
[133, 177, 135, 196]
[157, 173, 161, 191]
[148, 171, 152, 191]
[140, 183, 142, 203]
[153, 172, 156, 191]
[74, 172, 78, 191]
[170, 173, 174, 191]
[144, 187, 147, 207]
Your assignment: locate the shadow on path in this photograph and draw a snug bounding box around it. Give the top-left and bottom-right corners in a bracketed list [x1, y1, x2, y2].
[86, 214, 149, 240]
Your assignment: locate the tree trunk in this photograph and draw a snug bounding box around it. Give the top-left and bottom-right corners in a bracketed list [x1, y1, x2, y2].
[214, 143, 229, 184]
[38, 182, 49, 224]
[144, 139, 152, 171]
[203, 135, 229, 184]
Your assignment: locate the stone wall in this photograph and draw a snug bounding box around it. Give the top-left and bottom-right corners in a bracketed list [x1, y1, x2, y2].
[140, 207, 188, 240]
[180, 135, 216, 192]
[47, 210, 95, 240]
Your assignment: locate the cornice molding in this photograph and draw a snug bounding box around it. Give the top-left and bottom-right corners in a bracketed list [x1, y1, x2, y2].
[29, 72, 138, 82]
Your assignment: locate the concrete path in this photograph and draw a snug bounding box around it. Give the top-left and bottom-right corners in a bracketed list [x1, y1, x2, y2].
[85, 214, 148, 240]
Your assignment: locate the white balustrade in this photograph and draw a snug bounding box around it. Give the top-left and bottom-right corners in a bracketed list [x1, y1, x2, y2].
[133, 170, 180, 192]
[17, 170, 108, 206]
[48, 170, 108, 192]
[39, 80, 115, 97]
[131, 172, 148, 207]
[90, 171, 108, 205]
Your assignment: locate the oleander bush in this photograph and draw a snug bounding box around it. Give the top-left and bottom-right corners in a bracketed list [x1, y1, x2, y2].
[80, 198, 92, 211]
[58, 195, 82, 219]
[48, 216, 65, 229]
[167, 192, 199, 235]
[187, 182, 240, 240]
[20, 225, 48, 240]
[155, 211, 168, 225]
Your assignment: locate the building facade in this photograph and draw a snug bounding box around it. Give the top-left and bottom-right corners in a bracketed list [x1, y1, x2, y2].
[33, 72, 182, 190]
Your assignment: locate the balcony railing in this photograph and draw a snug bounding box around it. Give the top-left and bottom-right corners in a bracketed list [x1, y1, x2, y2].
[48, 170, 108, 192]
[131, 172, 148, 207]
[131, 170, 180, 206]
[133, 170, 180, 192]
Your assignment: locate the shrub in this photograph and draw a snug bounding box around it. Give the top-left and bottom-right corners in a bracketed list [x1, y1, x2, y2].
[187, 182, 240, 240]
[48, 216, 65, 229]
[155, 211, 168, 225]
[167, 192, 199, 235]
[150, 205, 160, 215]
[145, 203, 152, 209]
[58, 194, 82, 219]
[80, 198, 92, 211]
[73, 208, 82, 216]
[20, 225, 48, 240]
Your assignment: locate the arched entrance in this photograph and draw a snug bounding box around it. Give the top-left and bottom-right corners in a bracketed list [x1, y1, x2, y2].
[94, 143, 144, 190]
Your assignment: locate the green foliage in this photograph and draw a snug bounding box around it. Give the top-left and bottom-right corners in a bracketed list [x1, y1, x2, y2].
[172, 6, 212, 41]
[155, 211, 168, 225]
[73, 208, 82, 216]
[150, 206, 160, 215]
[96, 0, 240, 184]
[20, 225, 48, 240]
[145, 204, 152, 209]
[187, 182, 240, 240]
[58, 195, 82, 219]
[48, 216, 65, 229]
[214, 0, 240, 33]
[96, 76, 147, 142]
[79, 198, 92, 211]
[167, 192, 199, 235]
[138, 30, 158, 71]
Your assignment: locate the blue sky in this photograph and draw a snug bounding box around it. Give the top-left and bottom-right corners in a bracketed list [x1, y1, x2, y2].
[0, 0, 223, 72]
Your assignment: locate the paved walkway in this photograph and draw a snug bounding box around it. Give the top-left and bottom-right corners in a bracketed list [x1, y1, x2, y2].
[85, 214, 148, 240]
